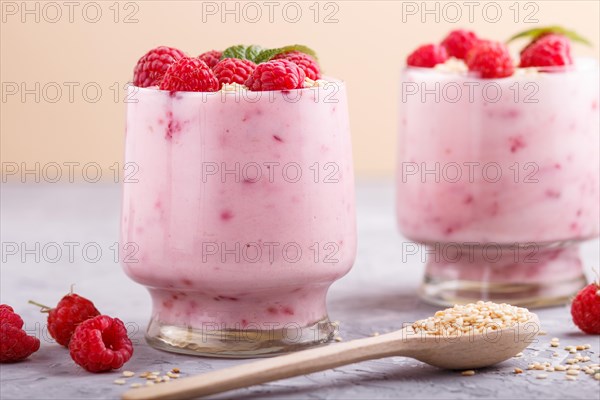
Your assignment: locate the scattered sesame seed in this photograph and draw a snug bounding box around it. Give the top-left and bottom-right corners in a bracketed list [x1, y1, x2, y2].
[113, 379, 126, 385]
[594, 373, 600, 381]
[534, 365, 545, 371]
[145, 381, 155, 386]
[566, 375, 577, 381]
[583, 356, 591, 362]
[551, 337, 560, 342]
[461, 370, 475, 376]
[553, 352, 559, 357]
[584, 344, 591, 349]
[130, 383, 141, 389]
[166, 371, 179, 379]
[555, 365, 567, 371]
[152, 371, 160, 375]
[171, 368, 180, 374]
[536, 374, 547, 379]
[566, 370, 580, 376]
[122, 371, 135, 378]
[372, 332, 380, 337]
[569, 349, 577, 354]
[566, 359, 577, 364]
[514, 352, 524, 358]
[550, 342, 559, 347]
[162, 376, 171, 382]
[545, 367, 555, 372]
[576, 345, 585, 351]
[538, 330, 547, 336]
[334, 336, 343, 342]
[514, 368, 523, 374]
[568, 365, 580, 370]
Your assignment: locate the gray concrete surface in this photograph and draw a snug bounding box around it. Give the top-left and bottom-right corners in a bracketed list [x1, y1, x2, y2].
[1, 181, 599, 399]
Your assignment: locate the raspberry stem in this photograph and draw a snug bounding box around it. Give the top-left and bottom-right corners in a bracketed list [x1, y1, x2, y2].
[28, 300, 51, 313]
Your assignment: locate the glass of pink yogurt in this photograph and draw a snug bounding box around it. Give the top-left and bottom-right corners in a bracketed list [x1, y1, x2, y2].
[397, 59, 599, 307]
[122, 81, 356, 357]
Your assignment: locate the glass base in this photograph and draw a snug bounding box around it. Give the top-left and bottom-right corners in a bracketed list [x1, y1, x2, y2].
[145, 317, 336, 358]
[420, 241, 587, 308]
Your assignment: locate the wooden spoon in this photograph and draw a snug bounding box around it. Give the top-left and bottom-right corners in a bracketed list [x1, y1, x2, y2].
[122, 314, 539, 400]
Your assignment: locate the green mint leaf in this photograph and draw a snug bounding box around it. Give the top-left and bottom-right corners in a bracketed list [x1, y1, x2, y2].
[221, 45, 249, 60]
[254, 48, 282, 64]
[507, 26, 592, 46]
[255, 44, 319, 64]
[245, 45, 264, 62]
[221, 45, 267, 62]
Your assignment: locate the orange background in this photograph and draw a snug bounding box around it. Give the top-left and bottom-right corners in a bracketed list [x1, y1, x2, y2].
[2, 0, 599, 180]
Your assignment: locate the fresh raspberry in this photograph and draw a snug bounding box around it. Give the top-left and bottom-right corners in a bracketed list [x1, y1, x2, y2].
[273, 51, 321, 80]
[133, 46, 186, 88]
[570, 282, 600, 334]
[466, 41, 514, 79]
[245, 59, 306, 91]
[519, 34, 572, 68]
[198, 50, 223, 69]
[0, 304, 23, 329]
[0, 323, 40, 363]
[406, 44, 449, 68]
[69, 315, 133, 372]
[441, 29, 480, 59]
[45, 294, 101, 347]
[213, 58, 257, 87]
[159, 57, 219, 92]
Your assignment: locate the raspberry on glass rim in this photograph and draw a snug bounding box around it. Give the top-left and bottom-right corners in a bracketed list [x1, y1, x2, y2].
[198, 49, 223, 68]
[441, 29, 479, 60]
[213, 58, 257, 86]
[406, 44, 448, 68]
[133, 46, 186, 88]
[159, 57, 220, 92]
[244, 59, 306, 91]
[273, 50, 321, 80]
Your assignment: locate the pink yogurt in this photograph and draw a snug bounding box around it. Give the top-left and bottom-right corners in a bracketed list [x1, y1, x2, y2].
[122, 81, 356, 331]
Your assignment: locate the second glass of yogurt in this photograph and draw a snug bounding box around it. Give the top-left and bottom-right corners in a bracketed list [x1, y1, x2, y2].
[397, 58, 599, 307]
[122, 80, 356, 357]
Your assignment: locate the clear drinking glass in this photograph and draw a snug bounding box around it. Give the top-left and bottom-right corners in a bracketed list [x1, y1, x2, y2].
[122, 82, 356, 357]
[397, 60, 600, 307]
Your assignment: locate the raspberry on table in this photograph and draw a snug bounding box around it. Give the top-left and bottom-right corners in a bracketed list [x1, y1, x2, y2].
[273, 51, 321, 80]
[69, 315, 133, 372]
[198, 50, 223, 69]
[0, 305, 40, 363]
[213, 58, 257, 87]
[571, 282, 600, 334]
[0, 304, 23, 329]
[44, 294, 101, 347]
[244, 59, 306, 91]
[441, 29, 480, 59]
[465, 41, 514, 79]
[519, 34, 573, 68]
[133, 46, 187, 88]
[406, 44, 449, 68]
[159, 57, 220, 92]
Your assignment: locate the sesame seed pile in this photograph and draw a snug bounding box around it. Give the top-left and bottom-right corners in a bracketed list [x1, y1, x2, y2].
[412, 301, 533, 336]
